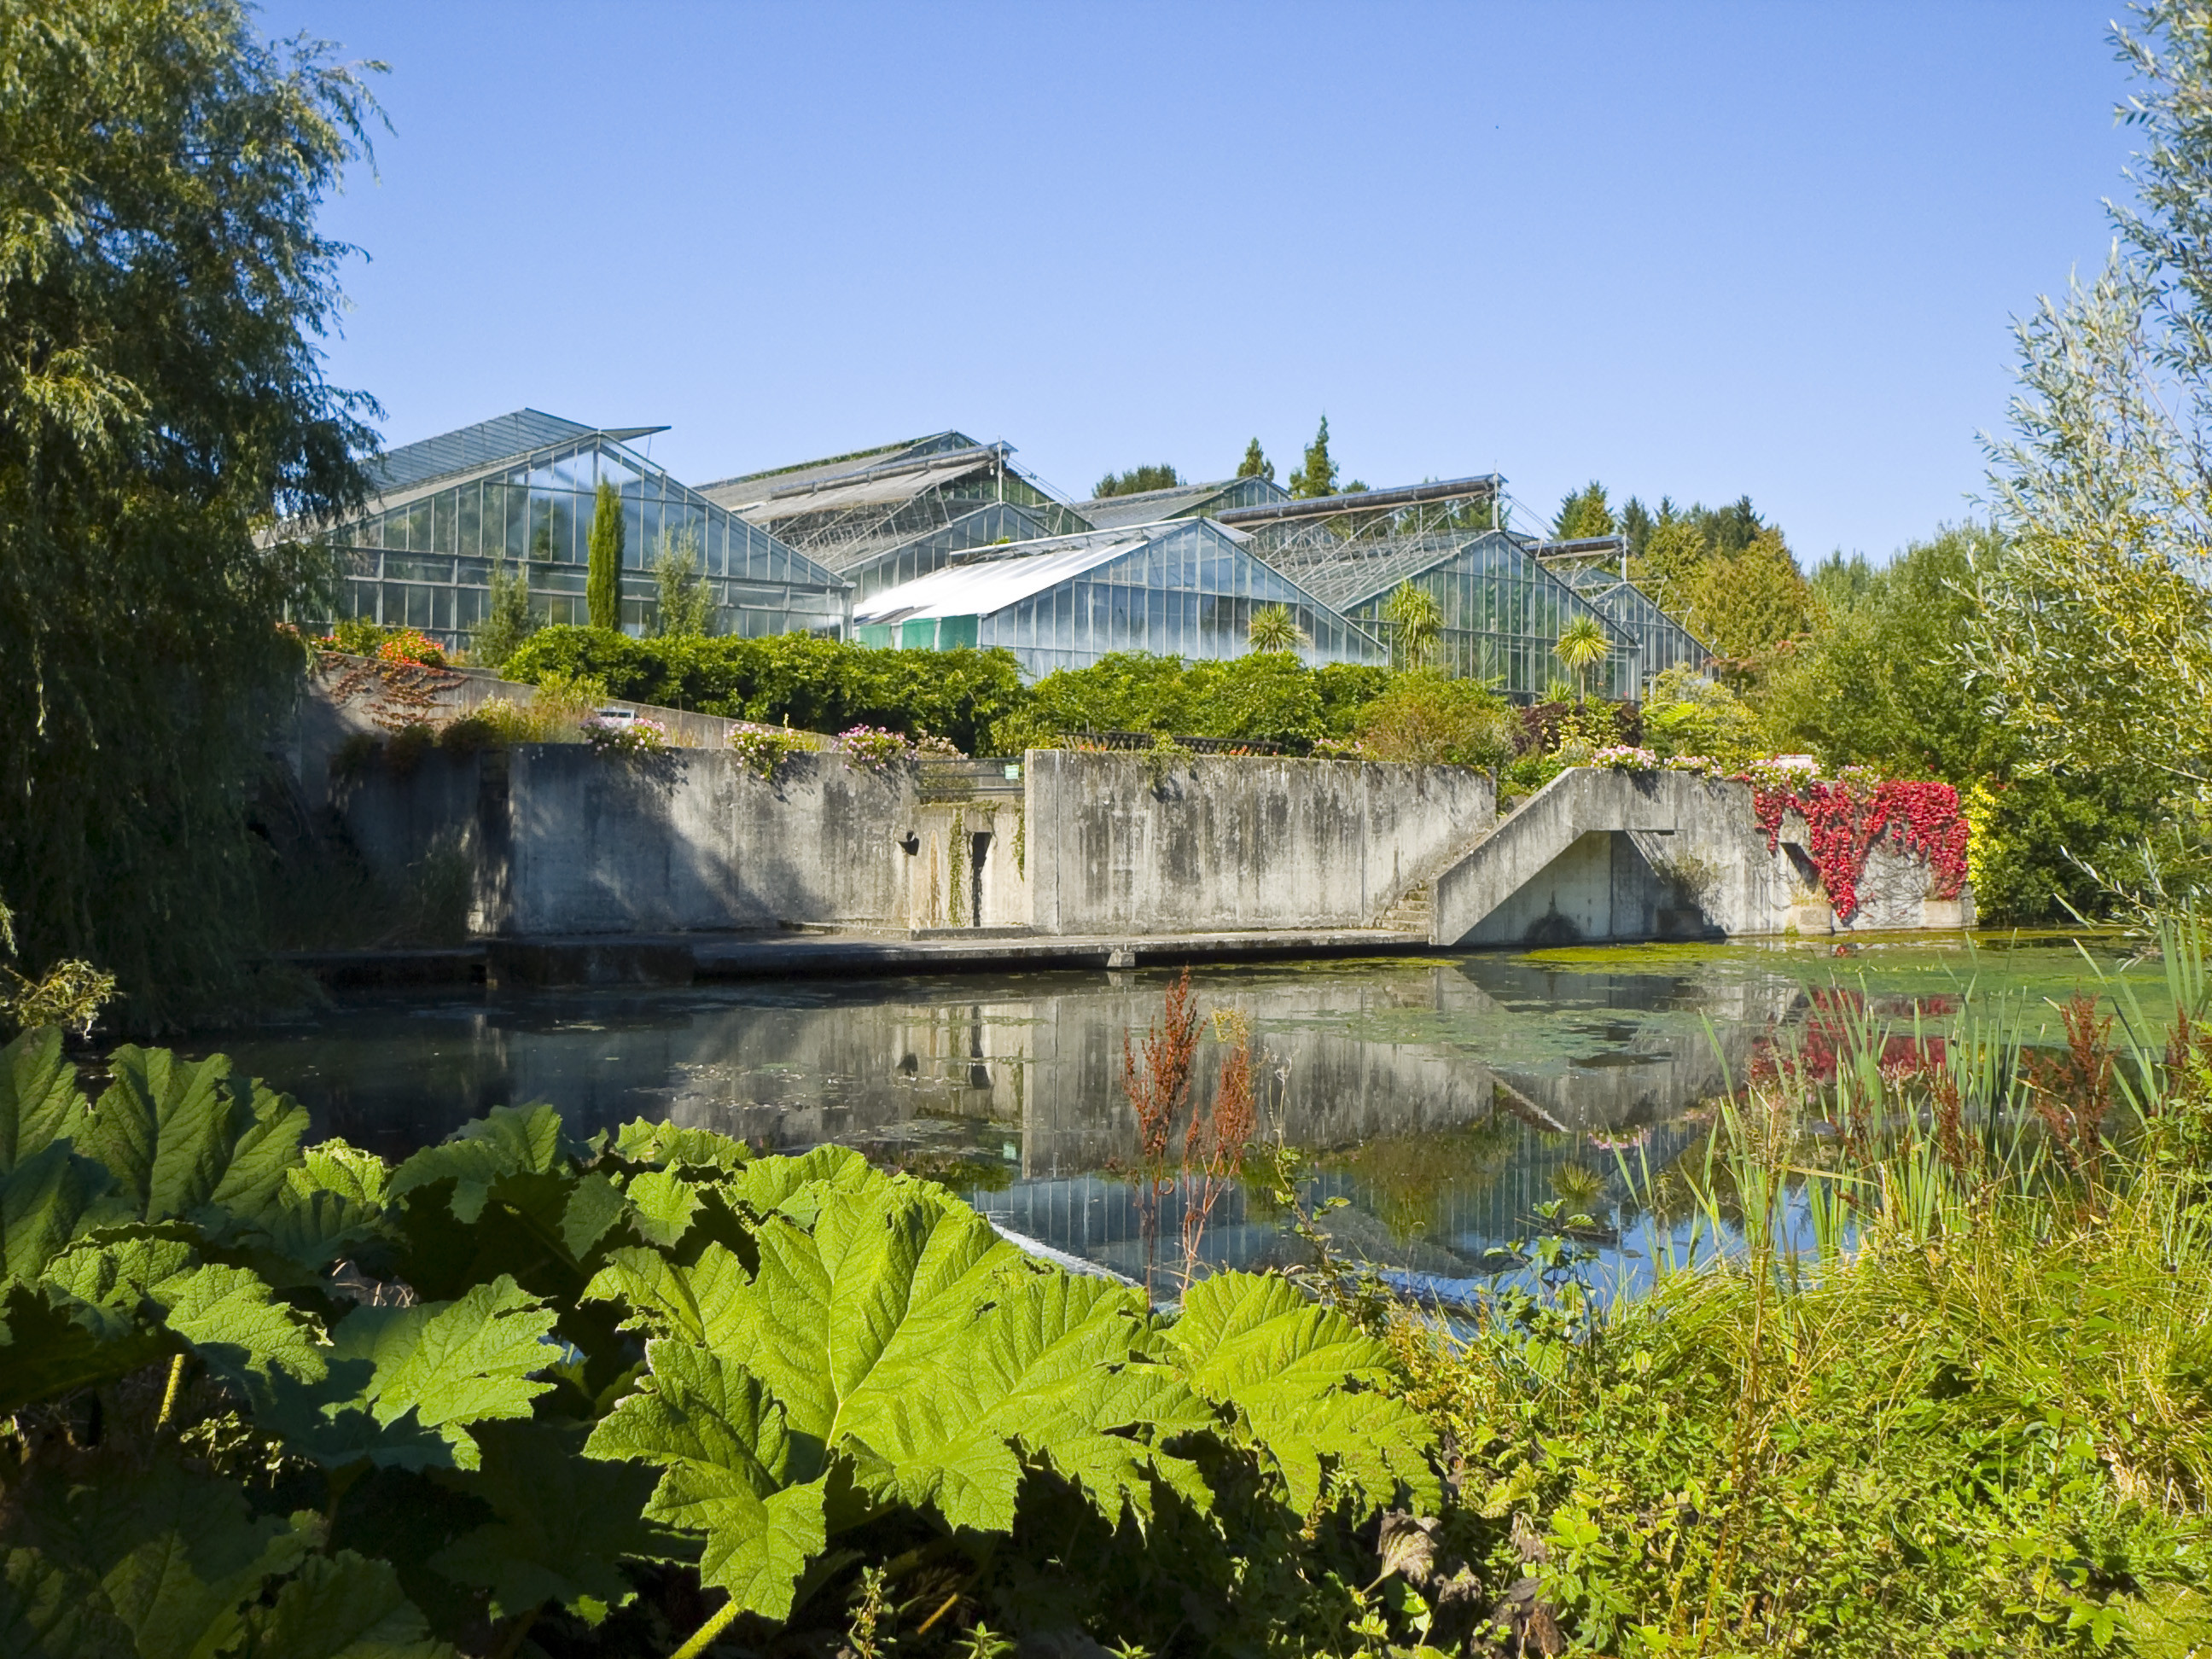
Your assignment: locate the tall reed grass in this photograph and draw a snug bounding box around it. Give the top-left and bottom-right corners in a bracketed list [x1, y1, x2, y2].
[1393, 918, 2212, 1656]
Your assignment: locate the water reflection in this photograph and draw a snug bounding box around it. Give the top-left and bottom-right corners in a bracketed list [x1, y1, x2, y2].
[207, 939, 2140, 1288]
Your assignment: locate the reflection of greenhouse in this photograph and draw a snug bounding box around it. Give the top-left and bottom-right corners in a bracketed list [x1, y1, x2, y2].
[696, 431, 1091, 602]
[849, 518, 1387, 678]
[304, 409, 849, 647]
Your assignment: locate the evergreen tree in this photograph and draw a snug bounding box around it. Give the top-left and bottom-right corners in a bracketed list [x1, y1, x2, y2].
[1690, 527, 1812, 656]
[587, 479, 624, 632]
[1553, 480, 1615, 540]
[1246, 603, 1304, 654]
[1237, 438, 1274, 482]
[1630, 515, 1710, 626]
[1092, 463, 1182, 498]
[1691, 495, 1764, 556]
[1288, 416, 1339, 499]
[1382, 581, 1444, 668]
[1618, 496, 1656, 560]
[472, 552, 538, 673]
[653, 527, 713, 638]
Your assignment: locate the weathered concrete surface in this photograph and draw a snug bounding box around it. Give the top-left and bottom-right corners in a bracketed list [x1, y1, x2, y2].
[1023, 751, 1495, 936]
[1433, 768, 1971, 946]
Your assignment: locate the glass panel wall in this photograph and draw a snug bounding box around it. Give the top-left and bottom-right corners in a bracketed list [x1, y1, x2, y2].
[968, 522, 1386, 678]
[300, 433, 851, 650]
[1323, 532, 1639, 701]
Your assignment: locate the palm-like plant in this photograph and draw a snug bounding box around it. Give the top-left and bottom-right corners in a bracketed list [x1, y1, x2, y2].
[1247, 603, 1306, 654]
[1383, 582, 1444, 670]
[1554, 615, 1611, 703]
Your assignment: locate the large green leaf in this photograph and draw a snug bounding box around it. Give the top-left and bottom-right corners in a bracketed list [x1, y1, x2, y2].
[234, 1551, 455, 1659]
[42, 1232, 324, 1387]
[320, 1277, 557, 1470]
[1159, 1272, 1438, 1514]
[0, 1029, 87, 1173]
[0, 1548, 133, 1659]
[79, 1048, 307, 1229]
[584, 1340, 827, 1621]
[730, 1144, 876, 1225]
[620, 1168, 701, 1249]
[0, 1142, 121, 1284]
[582, 1243, 753, 1348]
[0, 1283, 165, 1410]
[609, 1118, 750, 1174]
[426, 1419, 683, 1624]
[6, 1458, 311, 1659]
[386, 1103, 582, 1224]
[836, 1265, 1214, 1532]
[290, 1142, 389, 1208]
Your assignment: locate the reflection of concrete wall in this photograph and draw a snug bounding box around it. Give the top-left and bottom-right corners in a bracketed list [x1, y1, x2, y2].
[1024, 752, 1494, 934]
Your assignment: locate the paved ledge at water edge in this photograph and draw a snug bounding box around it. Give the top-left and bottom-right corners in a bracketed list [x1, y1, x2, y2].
[282, 926, 1437, 989]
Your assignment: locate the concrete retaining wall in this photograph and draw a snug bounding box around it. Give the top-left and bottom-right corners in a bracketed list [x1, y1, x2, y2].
[1022, 751, 1496, 936]
[1433, 768, 1970, 947]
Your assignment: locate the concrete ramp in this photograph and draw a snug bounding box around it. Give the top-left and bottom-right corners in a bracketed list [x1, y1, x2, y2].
[1431, 769, 1759, 948]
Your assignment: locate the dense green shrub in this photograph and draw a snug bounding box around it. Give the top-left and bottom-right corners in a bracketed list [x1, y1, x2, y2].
[0, 1026, 1442, 1657]
[996, 653, 1405, 753]
[1965, 769, 2179, 925]
[1353, 672, 1517, 768]
[502, 627, 1026, 755]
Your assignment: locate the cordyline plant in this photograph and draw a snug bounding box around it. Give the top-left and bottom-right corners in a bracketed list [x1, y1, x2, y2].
[0, 1024, 1440, 1657]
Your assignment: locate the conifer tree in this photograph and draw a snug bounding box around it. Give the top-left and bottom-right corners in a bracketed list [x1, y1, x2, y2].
[1554, 480, 1615, 540]
[472, 553, 538, 672]
[587, 479, 624, 632]
[1289, 416, 1338, 499]
[1690, 527, 1812, 656]
[1237, 438, 1275, 482]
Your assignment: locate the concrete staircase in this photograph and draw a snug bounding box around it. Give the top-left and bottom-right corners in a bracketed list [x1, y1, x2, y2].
[1374, 881, 1434, 935]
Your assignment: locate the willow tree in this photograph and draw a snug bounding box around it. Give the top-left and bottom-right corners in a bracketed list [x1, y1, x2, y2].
[0, 0, 381, 1025]
[1969, 4, 2212, 816]
[587, 479, 624, 632]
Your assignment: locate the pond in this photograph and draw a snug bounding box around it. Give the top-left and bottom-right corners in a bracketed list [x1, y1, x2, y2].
[201, 932, 2157, 1300]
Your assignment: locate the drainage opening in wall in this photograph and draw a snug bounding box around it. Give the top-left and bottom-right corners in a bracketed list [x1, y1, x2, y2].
[969, 830, 991, 927]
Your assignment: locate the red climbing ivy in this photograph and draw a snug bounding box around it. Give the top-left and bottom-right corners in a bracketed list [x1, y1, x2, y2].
[1749, 773, 1970, 921]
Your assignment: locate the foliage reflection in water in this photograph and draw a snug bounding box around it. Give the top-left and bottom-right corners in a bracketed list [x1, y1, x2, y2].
[202, 934, 2155, 1293]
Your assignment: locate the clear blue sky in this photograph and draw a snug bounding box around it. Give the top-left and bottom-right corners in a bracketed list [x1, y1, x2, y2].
[271, 2, 2132, 561]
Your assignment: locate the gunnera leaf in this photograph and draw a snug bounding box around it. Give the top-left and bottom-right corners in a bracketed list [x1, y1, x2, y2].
[42, 1232, 325, 1388]
[387, 1104, 584, 1225]
[323, 1277, 558, 1470]
[0, 1547, 134, 1659]
[427, 1419, 684, 1624]
[234, 1551, 456, 1659]
[0, 1029, 87, 1173]
[582, 1243, 752, 1347]
[0, 1142, 122, 1284]
[609, 1119, 750, 1173]
[5, 1457, 312, 1659]
[78, 1047, 308, 1229]
[584, 1340, 827, 1622]
[291, 1142, 389, 1208]
[729, 1144, 876, 1226]
[1158, 1271, 1439, 1514]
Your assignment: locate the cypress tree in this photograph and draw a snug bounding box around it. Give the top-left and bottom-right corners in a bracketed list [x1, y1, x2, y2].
[587, 479, 624, 632]
[1288, 416, 1338, 499]
[1237, 438, 1274, 482]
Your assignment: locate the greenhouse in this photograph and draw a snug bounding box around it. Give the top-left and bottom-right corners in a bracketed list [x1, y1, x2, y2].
[307, 409, 850, 648]
[851, 518, 1387, 678]
[1231, 477, 1639, 700]
[697, 432, 1091, 587]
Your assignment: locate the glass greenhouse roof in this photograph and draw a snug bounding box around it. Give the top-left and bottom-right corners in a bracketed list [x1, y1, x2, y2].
[1074, 474, 1289, 531]
[851, 518, 1386, 678]
[307, 413, 849, 649]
